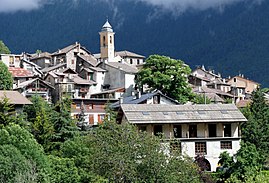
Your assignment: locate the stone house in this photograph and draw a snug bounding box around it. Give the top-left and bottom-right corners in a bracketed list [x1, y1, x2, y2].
[119, 103, 247, 172]
[14, 78, 54, 102]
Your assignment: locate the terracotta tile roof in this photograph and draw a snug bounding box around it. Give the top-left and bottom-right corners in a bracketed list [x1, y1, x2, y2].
[8, 67, 34, 78]
[0, 91, 32, 105]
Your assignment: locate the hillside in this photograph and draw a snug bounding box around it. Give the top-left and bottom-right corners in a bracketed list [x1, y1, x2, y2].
[0, 0, 268, 86]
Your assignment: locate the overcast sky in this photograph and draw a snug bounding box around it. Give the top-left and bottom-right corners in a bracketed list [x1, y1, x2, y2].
[0, 0, 263, 13]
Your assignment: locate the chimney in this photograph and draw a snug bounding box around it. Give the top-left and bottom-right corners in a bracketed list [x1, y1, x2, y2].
[136, 90, 141, 99]
[119, 97, 123, 104]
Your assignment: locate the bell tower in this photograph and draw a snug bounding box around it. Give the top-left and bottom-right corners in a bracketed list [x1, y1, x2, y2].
[99, 20, 115, 62]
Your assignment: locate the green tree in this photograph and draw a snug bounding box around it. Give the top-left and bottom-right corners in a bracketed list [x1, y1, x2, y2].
[193, 94, 212, 104]
[241, 89, 269, 157]
[0, 124, 50, 182]
[0, 40, 10, 54]
[51, 97, 78, 153]
[0, 96, 16, 127]
[0, 61, 13, 90]
[23, 95, 55, 152]
[48, 155, 81, 183]
[136, 55, 194, 103]
[61, 120, 201, 182]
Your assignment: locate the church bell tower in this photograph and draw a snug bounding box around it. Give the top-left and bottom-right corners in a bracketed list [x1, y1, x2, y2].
[99, 20, 115, 62]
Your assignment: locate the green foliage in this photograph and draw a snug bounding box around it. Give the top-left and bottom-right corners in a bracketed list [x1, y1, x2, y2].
[241, 89, 269, 157]
[0, 40, 10, 54]
[136, 55, 194, 103]
[23, 95, 78, 153]
[48, 155, 80, 183]
[61, 121, 201, 183]
[51, 97, 78, 152]
[0, 61, 13, 90]
[0, 124, 50, 182]
[193, 94, 212, 104]
[0, 96, 16, 127]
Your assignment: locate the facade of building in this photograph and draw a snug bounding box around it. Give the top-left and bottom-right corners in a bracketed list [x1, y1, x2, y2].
[14, 78, 54, 102]
[119, 104, 247, 171]
[71, 98, 118, 126]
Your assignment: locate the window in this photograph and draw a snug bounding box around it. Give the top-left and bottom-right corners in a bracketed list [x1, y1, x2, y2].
[137, 59, 140, 65]
[154, 125, 163, 136]
[153, 95, 160, 104]
[176, 111, 184, 115]
[221, 141, 232, 149]
[198, 111, 206, 114]
[98, 114, 105, 124]
[76, 103, 81, 109]
[195, 142, 207, 155]
[110, 36, 112, 44]
[89, 114, 94, 125]
[189, 125, 197, 138]
[173, 125, 182, 138]
[138, 125, 147, 132]
[163, 112, 168, 115]
[142, 111, 149, 115]
[223, 124, 232, 137]
[234, 78, 237, 82]
[208, 124, 217, 137]
[103, 36, 106, 47]
[89, 73, 93, 80]
[71, 59, 74, 64]
[9, 56, 14, 65]
[130, 59, 133, 64]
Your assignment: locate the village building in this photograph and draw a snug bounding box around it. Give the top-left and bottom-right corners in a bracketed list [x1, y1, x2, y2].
[29, 52, 52, 69]
[110, 90, 180, 109]
[0, 91, 32, 113]
[227, 75, 259, 103]
[0, 53, 23, 67]
[51, 42, 92, 71]
[119, 103, 247, 172]
[14, 78, 54, 102]
[71, 98, 118, 126]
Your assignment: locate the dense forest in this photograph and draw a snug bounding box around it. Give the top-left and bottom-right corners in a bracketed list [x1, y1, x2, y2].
[0, 0, 269, 86]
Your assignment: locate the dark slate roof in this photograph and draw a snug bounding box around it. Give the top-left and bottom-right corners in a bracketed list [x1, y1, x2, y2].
[41, 63, 67, 73]
[0, 91, 32, 105]
[72, 75, 96, 85]
[52, 42, 91, 56]
[106, 62, 138, 74]
[30, 52, 51, 60]
[121, 104, 247, 124]
[78, 54, 99, 67]
[110, 90, 180, 108]
[15, 78, 54, 89]
[207, 78, 230, 86]
[115, 50, 145, 58]
[89, 66, 107, 72]
[193, 86, 233, 97]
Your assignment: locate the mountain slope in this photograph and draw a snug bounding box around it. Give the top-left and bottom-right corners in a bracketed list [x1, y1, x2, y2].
[0, 0, 268, 86]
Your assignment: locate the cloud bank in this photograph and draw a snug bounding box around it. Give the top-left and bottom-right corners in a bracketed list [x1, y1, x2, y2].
[0, 0, 263, 13]
[0, 0, 47, 13]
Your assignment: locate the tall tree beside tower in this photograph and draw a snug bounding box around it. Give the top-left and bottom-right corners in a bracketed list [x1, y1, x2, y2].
[136, 55, 194, 103]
